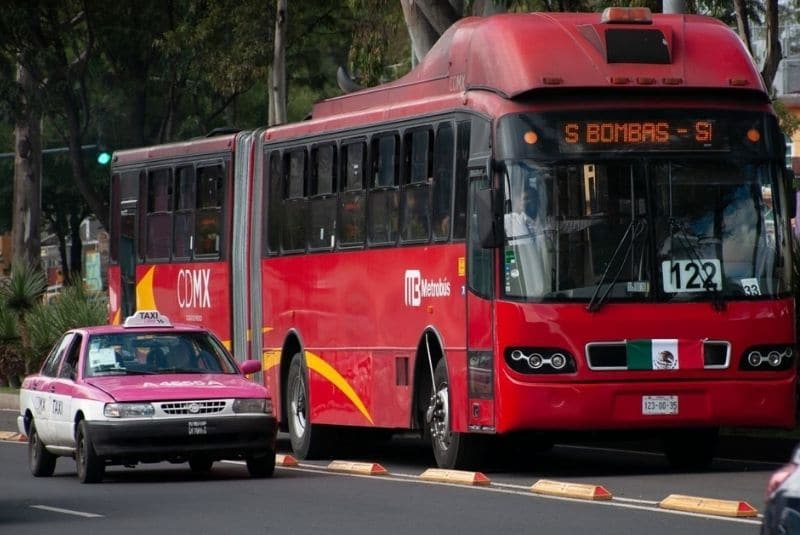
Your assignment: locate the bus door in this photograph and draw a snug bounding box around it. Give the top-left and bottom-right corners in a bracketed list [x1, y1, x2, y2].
[464, 117, 496, 431]
[116, 170, 140, 319]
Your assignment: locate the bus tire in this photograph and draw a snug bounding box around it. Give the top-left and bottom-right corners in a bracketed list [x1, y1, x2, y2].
[28, 420, 57, 477]
[75, 420, 105, 484]
[286, 352, 327, 459]
[663, 427, 718, 471]
[429, 359, 485, 469]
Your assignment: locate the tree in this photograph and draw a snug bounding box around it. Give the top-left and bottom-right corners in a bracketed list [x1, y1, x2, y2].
[271, 0, 288, 126]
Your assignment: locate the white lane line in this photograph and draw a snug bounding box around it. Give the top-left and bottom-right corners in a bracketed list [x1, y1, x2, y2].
[31, 505, 103, 518]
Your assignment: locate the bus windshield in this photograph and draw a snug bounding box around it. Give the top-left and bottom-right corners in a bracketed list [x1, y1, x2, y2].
[500, 158, 789, 303]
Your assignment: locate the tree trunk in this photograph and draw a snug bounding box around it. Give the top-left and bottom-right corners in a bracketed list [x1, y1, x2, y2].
[760, 0, 782, 92]
[69, 212, 82, 280]
[271, 0, 287, 126]
[12, 62, 42, 269]
[401, 0, 441, 64]
[733, 0, 752, 55]
[63, 89, 109, 230]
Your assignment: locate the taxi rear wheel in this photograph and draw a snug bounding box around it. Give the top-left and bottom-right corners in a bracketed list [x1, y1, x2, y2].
[246, 449, 275, 478]
[75, 421, 105, 484]
[28, 420, 56, 477]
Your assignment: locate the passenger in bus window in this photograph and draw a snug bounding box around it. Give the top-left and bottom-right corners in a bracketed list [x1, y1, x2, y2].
[504, 188, 552, 297]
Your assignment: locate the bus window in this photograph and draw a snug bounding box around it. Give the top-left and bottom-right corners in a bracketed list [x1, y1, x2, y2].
[339, 141, 366, 246]
[401, 129, 432, 242]
[368, 134, 399, 245]
[309, 144, 337, 251]
[266, 151, 282, 254]
[173, 165, 195, 260]
[146, 168, 172, 261]
[432, 123, 454, 241]
[283, 149, 308, 252]
[452, 121, 471, 240]
[196, 164, 224, 257]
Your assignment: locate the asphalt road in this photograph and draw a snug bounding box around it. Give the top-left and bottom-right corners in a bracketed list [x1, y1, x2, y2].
[0, 438, 765, 535]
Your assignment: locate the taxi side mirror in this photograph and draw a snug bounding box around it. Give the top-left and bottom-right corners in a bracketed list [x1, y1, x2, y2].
[239, 359, 262, 375]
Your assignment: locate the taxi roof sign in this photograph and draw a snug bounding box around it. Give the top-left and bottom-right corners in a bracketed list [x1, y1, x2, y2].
[123, 311, 172, 328]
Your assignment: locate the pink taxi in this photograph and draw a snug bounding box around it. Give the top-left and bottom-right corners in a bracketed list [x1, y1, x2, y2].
[17, 311, 277, 483]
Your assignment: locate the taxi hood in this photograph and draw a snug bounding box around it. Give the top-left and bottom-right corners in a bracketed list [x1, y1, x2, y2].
[85, 374, 268, 402]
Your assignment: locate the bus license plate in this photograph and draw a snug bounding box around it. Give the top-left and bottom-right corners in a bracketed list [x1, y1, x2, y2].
[642, 395, 678, 415]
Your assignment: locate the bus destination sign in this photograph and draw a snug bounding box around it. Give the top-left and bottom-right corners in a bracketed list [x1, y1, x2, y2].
[559, 119, 728, 152]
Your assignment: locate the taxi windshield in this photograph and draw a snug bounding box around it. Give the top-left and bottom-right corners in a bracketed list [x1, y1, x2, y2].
[84, 332, 239, 377]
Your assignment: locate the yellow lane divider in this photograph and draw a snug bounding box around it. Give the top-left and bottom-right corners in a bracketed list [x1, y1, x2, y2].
[327, 460, 388, 476]
[530, 479, 613, 501]
[659, 494, 758, 518]
[419, 468, 491, 486]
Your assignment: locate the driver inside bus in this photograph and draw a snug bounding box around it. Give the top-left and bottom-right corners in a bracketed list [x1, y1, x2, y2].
[504, 186, 552, 297]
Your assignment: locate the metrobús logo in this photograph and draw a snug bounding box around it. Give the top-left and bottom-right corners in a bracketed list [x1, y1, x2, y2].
[404, 269, 451, 307]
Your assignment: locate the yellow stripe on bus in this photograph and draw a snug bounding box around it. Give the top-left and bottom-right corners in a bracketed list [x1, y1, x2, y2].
[136, 266, 157, 311]
[305, 351, 374, 425]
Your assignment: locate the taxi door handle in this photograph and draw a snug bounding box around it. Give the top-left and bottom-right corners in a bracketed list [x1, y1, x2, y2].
[48, 385, 56, 393]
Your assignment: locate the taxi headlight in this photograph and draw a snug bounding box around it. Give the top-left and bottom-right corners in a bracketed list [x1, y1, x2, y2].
[233, 398, 271, 415]
[104, 402, 155, 418]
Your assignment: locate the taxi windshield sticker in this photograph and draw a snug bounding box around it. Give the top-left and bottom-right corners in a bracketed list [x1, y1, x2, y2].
[89, 348, 116, 368]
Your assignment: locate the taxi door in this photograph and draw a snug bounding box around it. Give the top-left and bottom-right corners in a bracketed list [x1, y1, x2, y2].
[27, 333, 76, 443]
[48, 334, 82, 447]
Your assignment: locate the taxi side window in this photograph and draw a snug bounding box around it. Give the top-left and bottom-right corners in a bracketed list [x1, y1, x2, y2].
[42, 334, 74, 377]
[58, 335, 82, 380]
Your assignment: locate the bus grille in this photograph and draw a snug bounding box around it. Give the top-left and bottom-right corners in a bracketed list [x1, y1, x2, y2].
[160, 400, 227, 415]
[585, 341, 729, 370]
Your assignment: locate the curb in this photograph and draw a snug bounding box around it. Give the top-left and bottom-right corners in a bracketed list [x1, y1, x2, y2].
[0, 431, 25, 442]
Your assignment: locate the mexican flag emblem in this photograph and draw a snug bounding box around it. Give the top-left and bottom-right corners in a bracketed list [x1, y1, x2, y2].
[626, 339, 704, 370]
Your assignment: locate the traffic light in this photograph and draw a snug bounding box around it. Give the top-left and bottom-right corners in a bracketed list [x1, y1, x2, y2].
[96, 143, 111, 165]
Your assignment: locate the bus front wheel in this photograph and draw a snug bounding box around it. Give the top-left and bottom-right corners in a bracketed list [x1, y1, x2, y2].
[286, 352, 327, 459]
[428, 359, 485, 469]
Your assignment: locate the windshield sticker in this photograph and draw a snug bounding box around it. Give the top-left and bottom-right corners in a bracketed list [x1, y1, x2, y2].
[740, 278, 761, 296]
[661, 259, 722, 293]
[89, 348, 117, 368]
[626, 281, 649, 293]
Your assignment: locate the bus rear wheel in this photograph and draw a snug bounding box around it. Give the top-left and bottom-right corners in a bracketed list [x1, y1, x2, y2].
[428, 359, 485, 469]
[286, 352, 328, 459]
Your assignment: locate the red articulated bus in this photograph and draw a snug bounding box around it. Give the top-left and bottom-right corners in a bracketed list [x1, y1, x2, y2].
[108, 8, 796, 469]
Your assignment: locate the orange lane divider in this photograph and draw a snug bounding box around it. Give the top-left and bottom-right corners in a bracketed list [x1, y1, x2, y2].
[326, 460, 388, 476]
[419, 468, 491, 486]
[275, 454, 298, 467]
[0, 432, 26, 442]
[530, 479, 613, 501]
[658, 494, 758, 518]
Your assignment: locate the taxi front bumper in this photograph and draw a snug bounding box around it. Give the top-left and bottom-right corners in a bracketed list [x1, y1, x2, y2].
[85, 414, 277, 460]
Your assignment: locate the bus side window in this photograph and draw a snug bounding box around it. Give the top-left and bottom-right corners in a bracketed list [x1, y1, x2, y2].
[146, 168, 173, 261]
[196, 164, 225, 257]
[173, 165, 195, 260]
[282, 148, 307, 252]
[308, 144, 337, 251]
[452, 121, 471, 240]
[368, 133, 399, 246]
[266, 151, 282, 255]
[339, 141, 366, 247]
[432, 122, 455, 241]
[401, 129, 432, 242]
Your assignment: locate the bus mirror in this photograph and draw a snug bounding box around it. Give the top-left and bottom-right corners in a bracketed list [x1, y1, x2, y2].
[477, 187, 502, 249]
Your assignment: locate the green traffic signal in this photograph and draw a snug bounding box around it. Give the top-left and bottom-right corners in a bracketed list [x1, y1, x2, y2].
[97, 150, 111, 165]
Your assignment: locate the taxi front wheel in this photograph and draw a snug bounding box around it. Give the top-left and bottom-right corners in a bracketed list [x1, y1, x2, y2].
[28, 420, 56, 477]
[75, 421, 105, 484]
[246, 449, 275, 478]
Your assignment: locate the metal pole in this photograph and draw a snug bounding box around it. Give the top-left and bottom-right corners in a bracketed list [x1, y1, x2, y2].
[0, 144, 96, 159]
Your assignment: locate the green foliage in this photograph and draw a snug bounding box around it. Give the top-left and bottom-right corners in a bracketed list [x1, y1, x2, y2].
[23, 285, 107, 372]
[0, 261, 46, 315]
[774, 99, 800, 139]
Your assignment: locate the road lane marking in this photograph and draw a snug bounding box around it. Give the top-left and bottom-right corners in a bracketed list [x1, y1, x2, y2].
[31, 505, 103, 518]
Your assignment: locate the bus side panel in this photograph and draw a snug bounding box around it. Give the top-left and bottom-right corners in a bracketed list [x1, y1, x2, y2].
[261, 244, 467, 429]
[134, 262, 233, 348]
[493, 299, 796, 433]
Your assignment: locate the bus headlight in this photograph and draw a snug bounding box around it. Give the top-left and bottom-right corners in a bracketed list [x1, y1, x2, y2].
[505, 347, 576, 374]
[104, 403, 155, 418]
[747, 351, 763, 367]
[741, 346, 794, 371]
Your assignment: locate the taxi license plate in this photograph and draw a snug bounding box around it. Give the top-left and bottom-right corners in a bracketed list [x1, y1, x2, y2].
[642, 395, 678, 415]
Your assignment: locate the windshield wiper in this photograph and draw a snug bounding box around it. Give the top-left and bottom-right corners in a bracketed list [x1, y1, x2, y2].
[587, 218, 647, 313]
[668, 218, 725, 311]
